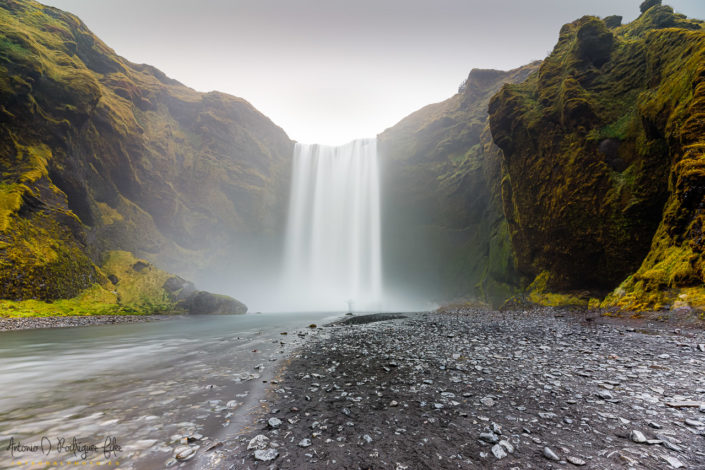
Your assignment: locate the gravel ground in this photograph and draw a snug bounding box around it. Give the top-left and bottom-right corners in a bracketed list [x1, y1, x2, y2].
[0, 314, 175, 331]
[213, 308, 705, 469]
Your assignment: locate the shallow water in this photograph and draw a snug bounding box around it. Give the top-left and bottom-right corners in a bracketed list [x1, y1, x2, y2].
[0, 312, 340, 469]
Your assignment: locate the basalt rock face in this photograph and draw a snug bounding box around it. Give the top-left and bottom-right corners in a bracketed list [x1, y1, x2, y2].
[489, 5, 705, 309]
[0, 0, 292, 301]
[378, 63, 539, 306]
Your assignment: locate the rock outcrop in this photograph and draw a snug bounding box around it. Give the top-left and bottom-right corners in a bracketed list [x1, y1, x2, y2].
[0, 0, 291, 304]
[379, 64, 538, 305]
[489, 4, 705, 309]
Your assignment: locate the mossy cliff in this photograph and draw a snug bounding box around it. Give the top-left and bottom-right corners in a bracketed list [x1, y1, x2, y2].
[0, 0, 292, 303]
[488, 3, 705, 310]
[378, 64, 538, 305]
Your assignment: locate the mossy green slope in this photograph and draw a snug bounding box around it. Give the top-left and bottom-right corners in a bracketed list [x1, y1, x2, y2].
[2, 250, 178, 317]
[488, 4, 705, 309]
[378, 64, 538, 305]
[0, 0, 292, 301]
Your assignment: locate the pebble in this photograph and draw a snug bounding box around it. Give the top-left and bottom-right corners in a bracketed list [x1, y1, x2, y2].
[479, 432, 499, 443]
[596, 390, 613, 400]
[298, 438, 312, 448]
[247, 434, 269, 450]
[491, 444, 507, 459]
[685, 418, 704, 427]
[566, 456, 586, 466]
[173, 445, 197, 461]
[662, 455, 685, 468]
[543, 446, 560, 461]
[630, 430, 647, 443]
[480, 397, 495, 407]
[499, 440, 514, 454]
[254, 448, 279, 461]
[267, 417, 282, 429]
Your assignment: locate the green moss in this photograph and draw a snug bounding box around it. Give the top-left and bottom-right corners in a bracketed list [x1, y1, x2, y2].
[0, 183, 23, 231]
[0, 0, 293, 303]
[527, 271, 588, 307]
[489, 6, 705, 311]
[101, 250, 173, 313]
[0, 250, 183, 317]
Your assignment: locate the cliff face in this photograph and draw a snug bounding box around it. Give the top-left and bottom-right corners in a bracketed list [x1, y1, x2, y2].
[489, 4, 705, 309]
[379, 64, 538, 305]
[0, 0, 292, 301]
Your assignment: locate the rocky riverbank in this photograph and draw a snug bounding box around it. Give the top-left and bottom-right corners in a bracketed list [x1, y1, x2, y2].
[0, 314, 176, 331]
[214, 308, 705, 469]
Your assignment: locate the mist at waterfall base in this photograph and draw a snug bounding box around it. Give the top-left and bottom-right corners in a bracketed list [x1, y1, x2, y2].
[196, 138, 438, 313]
[278, 139, 382, 312]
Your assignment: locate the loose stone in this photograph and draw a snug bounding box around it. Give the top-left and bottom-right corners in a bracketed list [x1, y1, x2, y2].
[254, 448, 279, 462]
[630, 430, 647, 443]
[543, 447, 560, 461]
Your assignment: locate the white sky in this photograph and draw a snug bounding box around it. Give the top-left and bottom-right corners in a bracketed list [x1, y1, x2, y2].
[40, 0, 705, 145]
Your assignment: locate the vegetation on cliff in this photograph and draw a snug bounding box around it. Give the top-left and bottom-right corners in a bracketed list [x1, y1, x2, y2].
[0, 0, 291, 307]
[489, 2, 705, 310]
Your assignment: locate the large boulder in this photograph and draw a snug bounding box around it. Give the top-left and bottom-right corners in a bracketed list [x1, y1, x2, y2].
[178, 291, 247, 315]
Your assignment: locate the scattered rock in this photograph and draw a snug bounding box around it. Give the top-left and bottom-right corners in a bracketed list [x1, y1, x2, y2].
[630, 430, 647, 443]
[479, 432, 499, 444]
[247, 434, 269, 451]
[666, 400, 705, 408]
[543, 446, 560, 461]
[596, 390, 614, 400]
[491, 443, 507, 459]
[253, 448, 278, 462]
[480, 397, 495, 407]
[566, 456, 586, 466]
[267, 417, 282, 429]
[174, 445, 197, 461]
[298, 438, 312, 448]
[662, 455, 685, 469]
[499, 440, 514, 454]
[227, 310, 705, 469]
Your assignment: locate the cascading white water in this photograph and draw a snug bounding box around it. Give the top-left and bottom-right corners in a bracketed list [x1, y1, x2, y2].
[282, 138, 383, 312]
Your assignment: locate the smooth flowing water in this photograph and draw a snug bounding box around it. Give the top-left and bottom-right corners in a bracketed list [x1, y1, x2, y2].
[282, 139, 383, 312]
[0, 312, 339, 468]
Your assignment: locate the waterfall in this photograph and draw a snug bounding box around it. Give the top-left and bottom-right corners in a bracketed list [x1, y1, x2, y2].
[282, 138, 383, 312]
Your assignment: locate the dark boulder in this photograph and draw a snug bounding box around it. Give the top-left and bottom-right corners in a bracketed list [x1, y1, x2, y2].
[640, 0, 661, 14]
[603, 15, 622, 28]
[178, 291, 247, 315]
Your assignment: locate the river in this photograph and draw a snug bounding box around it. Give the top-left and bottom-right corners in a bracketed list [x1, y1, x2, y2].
[0, 312, 341, 469]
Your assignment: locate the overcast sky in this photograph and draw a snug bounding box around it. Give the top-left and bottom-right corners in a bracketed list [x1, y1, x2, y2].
[40, 0, 705, 145]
